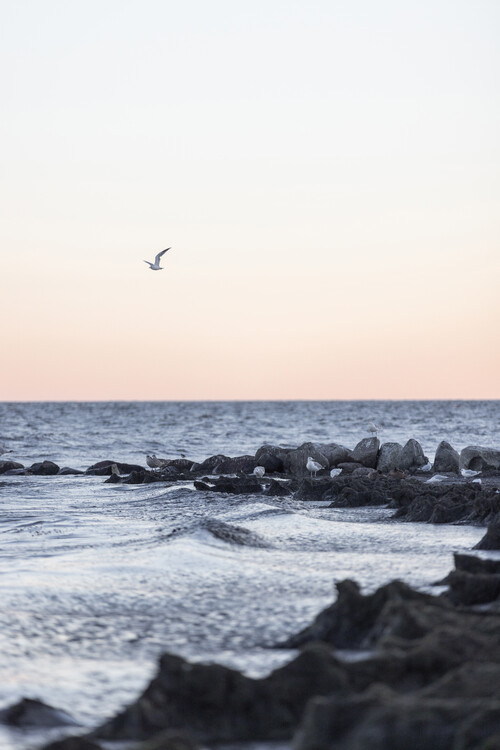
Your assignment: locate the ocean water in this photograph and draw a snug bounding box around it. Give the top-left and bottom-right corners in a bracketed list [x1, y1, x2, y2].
[0, 400, 498, 750]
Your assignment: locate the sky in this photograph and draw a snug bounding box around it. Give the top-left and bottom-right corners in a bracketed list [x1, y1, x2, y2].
[1, 0, 499, 400]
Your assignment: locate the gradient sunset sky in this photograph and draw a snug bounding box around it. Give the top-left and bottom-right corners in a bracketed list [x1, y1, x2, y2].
[1, 0, 499, 400]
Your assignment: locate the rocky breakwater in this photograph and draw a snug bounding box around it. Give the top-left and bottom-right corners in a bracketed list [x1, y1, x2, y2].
[35, 552, 500, 750]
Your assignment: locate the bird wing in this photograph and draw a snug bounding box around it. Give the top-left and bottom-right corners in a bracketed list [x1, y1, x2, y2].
[154, 248, 171, 265]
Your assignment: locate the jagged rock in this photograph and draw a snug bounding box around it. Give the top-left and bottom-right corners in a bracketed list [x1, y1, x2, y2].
[461, 446, 500, 472]
[104, 473, 122, 483]
[94, 644, 348, 743]
[294, 478, 332, 502]
[0, 459, 24, 474]
[351, 438, 379, 469]
[445, 570, 500, 606]
[86, 461, 145, 476]
[284, 443, 329, 478]
[58, 467, 84, 475]
[376, 442, 403, 472]
[474, 514, 500, 550]
[434, 441, 460, 474]
[397, 439, 427, 471]
[28, 460, 60, 475]
[0, 697, 77, 727]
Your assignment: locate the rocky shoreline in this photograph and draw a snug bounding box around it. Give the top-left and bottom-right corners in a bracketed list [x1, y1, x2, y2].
[2, 436, 500, 748]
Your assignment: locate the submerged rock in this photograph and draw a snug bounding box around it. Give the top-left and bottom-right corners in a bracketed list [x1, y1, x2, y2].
[0, 697, 77, 727]
[0, 459, 24, 474]
[58, 467, 84, 475]
[202, 520, 271, 548]
[86, 461, 145, 476]
[194, 476, 263, 494]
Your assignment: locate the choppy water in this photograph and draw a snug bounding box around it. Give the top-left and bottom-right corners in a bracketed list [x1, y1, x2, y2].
[0, 401, 498, 750]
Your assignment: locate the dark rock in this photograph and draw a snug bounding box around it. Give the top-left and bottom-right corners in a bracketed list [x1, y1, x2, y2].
[202, 520, 271, 548]
[194, 476, 262, 495]
[434, 441, 460, 474]
[318, 443, 352, 467]
[325, 475, 409, 509]
[122, 470, 164, 485]
[128, 729, 199, 750]
[28, 460, 60, 475]
[474, 514, 500, 550]
[0, 459, 24, 474]
[445, 570, 500, 606]
[255, 445, 291, 473]
[265, 478, 293, 496]
[167, 458, 197, 472]
[104, 473, 122, 483]
[453, 553, 500, 576]
[86, 461, 145, 476]
[214, 455, 257, 474]
[376, 442, 403, 472]
[351, 437, 379, 468]
[294, 478, 332, 501]
[0, 697, 77, 727]
[461, 446, 500, 472]
[58, 467, 84, 475]
[284, 443, 329, 478]
[94, 644, 348, 743]
[397, 439, 427, 471]
[42, 738, 102, 750]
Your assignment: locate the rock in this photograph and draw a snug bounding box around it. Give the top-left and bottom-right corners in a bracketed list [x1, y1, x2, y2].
[294, 478, 332, 502]
[122, 470, 164, 485]
[460, 446, 500, 472]
[376, 442, 403, 472]
[255, 445, 292, 473]
[42, 739, 103, 750]
[453, 553, 500, 576]
[445, 570, 500, 606]
[265, 478, 293, 496]
[104, 473, 122, 483]
[194, 476, 262, 495]
[350, 438, 379, 468]
[0, 697, 77, 727]
[165, 458, 196, 472]
[335, 462, 366, 474]
[28, 460, 60, 475]
[284, 443, 329, 478]
[434, 441, 460, 474]
[397, 439, 427, 471]
[129, 730, 199, 750]
[474, 514, 500, 550]
[202, 520, 271, 548]
[317, 443, 352, 467]
[94, 644, 348, 743]
[86, 461, 145, 476]
[58, 467, 84, 475]
[0, 459, 24, 474]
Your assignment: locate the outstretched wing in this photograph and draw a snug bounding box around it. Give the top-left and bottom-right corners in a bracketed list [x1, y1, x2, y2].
[154, 247, 171, 265]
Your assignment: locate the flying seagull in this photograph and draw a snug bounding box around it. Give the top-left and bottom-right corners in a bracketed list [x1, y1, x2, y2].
[144, 248, 171, 271]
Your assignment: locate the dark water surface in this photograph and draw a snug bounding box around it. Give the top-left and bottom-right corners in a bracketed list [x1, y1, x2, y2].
[0, 401, 498, 749]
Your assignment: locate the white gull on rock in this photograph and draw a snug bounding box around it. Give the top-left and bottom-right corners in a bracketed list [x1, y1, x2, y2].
[330, 468, 342, 478]
[253, 466, 266, 478]
[461, 468, 481, 478]
[306, 456, 323, 479]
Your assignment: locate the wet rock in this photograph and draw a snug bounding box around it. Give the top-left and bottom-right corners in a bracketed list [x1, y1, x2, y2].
[58, 467, 84, 475]
[265, 478, 293, 496]
[42, 738, 103, 750]
[452, 553, 500, 576]
[255, 445, 291, 473]
[350, 437, 379, 468]
[86, 461, 145, 476]
[376, 442, 403, 472]
[202, 520, 271, 548]
[445, 570, 500, 606]
[195, 454, 255, 474]
[0, 459, 24, 474]
[434, 441, 460, 474]
[94, 644, 348, 743]
[284, 443, 329, 478]
[294, 478, 332, 501]
[474, 514, 500, 550]
[122, 469, 164, 485]
[129, 730, 199, 750]
[324, 475, 409, 509]
[0, 697, 77, 727]
[397, 438, 427, 471]
[28, 460, 60, 475]
[460, 446, 500, 472]
[104, 473, 122, 483]
[194, 476, 262, 495]
[391, 480, 497, 525]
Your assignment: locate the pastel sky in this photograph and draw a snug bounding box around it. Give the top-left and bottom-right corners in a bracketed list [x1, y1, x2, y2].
[1, 0, 499, 400]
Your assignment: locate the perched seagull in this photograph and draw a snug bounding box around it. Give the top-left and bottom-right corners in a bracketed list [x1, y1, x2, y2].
[146, 454, 165, 469]
[306, 456, 323, 479]
[461, 468, 481, 478]
[426, 474, 449, 484]
[367, 423, 381, 437]
[330, 468, 342, 478]
[420, 461, 433, 473]
[144, 248, 171, 271]
[253, 466, 266, 478]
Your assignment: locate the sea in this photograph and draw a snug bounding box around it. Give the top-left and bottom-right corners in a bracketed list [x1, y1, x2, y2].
[0, 400, 499, 749]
